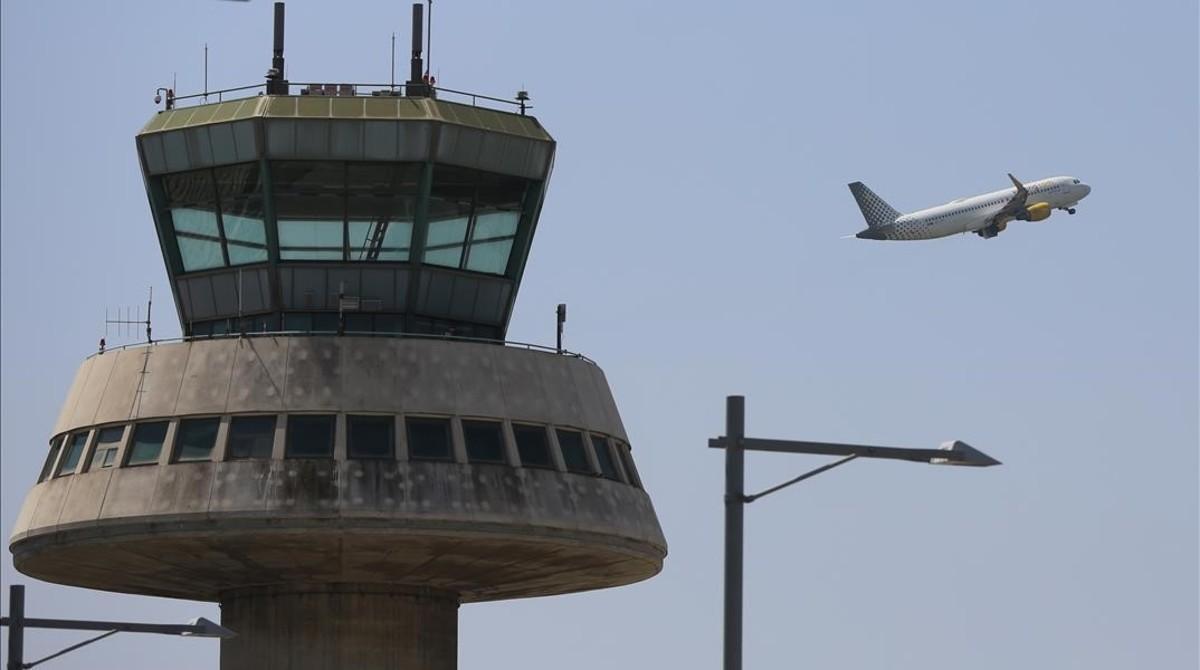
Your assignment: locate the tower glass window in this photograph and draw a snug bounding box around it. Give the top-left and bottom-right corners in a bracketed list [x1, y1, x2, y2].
[406, 417, 453, 461]
[617, 442, 642, 488]
[347, 415, 394, 459]
[556, 429, 594, 475]
[591, 434, 621, 481]
[286, 415, 335, 458]
[38, 438, 63, 482]
[88, 426, 125, 470]
[175, 417, 220, 462]
[215, 164, 268, 265]
[462, 420, 505, 464]
[513, 424, 553, 469]
[165, 170, 224, 271]
[346, 163, 419, 261]
[228, 415, 278, 460]
[57, 432, 89, 476]
[274, 161, 347, 260]
[425, 167, 526, 275]
[127, 422, 169, 466]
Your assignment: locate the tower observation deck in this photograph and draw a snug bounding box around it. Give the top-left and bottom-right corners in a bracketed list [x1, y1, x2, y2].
[8, 5, 666, 669]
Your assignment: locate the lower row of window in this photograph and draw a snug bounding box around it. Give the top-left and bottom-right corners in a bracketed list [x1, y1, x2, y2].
[40, 415, 641, 488]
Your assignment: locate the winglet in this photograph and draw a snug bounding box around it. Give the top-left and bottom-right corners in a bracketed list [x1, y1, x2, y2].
[1008, 173, 1027, 194]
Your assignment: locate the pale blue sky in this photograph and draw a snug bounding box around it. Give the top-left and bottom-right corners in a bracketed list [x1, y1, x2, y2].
[2, 1, 1196, 668]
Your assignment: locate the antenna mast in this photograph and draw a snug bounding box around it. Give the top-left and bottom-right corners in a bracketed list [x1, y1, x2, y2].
[265, 2, 288, 94]
[405, 3, 431, 97]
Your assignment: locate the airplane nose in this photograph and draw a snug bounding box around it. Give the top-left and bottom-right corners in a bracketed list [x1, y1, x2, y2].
[1080, 183, 1091, 197]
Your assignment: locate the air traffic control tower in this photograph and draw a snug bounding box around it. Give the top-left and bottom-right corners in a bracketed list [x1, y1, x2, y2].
[8, 5, 666, 668]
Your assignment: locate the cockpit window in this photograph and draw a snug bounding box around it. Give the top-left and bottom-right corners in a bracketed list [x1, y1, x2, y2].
[1072, 179, 1080, 184]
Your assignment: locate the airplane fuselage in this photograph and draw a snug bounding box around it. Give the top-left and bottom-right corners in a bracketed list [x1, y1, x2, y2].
[856, 176, 1091, 241]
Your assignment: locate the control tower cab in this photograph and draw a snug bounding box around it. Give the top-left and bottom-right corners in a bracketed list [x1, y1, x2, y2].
[8, 5, 666, 669]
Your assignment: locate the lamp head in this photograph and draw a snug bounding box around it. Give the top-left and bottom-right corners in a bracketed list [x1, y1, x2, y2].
[183, 617, 237, 639]
[931, 440, 1001, 467]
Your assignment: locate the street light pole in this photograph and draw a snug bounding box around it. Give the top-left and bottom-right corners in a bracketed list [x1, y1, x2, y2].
[713, 395, 1000, 670]
[6, 586, 22, 670]
[723, 395, 744, 670]
[1, 584, 233, 669]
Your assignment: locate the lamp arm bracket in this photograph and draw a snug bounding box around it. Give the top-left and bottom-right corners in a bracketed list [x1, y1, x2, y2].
[24, 630, 120, 668]
[743, 454, 859, 503]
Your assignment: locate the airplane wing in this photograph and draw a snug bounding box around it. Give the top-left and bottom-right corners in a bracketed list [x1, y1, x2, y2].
[993, 173, 1028, 220]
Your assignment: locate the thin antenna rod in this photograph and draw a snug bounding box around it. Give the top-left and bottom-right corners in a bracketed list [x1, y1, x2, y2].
[391, 33, 396, 90]
[204, 43, 208, 103]
[426, 0, 432, 77]
[146, 286, 154, 344]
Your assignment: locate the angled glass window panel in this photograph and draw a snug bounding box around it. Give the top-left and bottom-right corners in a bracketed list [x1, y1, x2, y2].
[513, 424, 553, 469]
[425, 166, 475, 268]
[274, 161, 346, 260]
[346, 164, 419, 262]
[172, 209, 225, 271]
[556, 429, 593, 475]
[278, 218, 344, 260]
[407, 417, 453, 461]
[211, 122, 239, 163]
[462, 420, 505, 464]
[591, 434, 620, 481]
[165, 170, 226, 271]
[223, 213, 269, 264]
[283, 313, 312, 332]
[215, 164, 268, 265]
[464, 238, 514, 275]
[286, 414, 335, 458]
[348, 220, 412, 262]
[176, 417, 219, 462]
[343, 313, 373, 334]
[363, 121, 399, 161]
[57, 433, 89, 476]
[617, 442, 642, 488]
[39, 438, 63, 482]
[127, 421, 169, 466]
[312, 312, 339, 333]
[347, 415, 394, 459]
[471, 211, 519, 240]
[423, 217, 467, 268]
[89, 426, 125, 470]
[228, 415, 277, 460]
[374, 314, 403, 333]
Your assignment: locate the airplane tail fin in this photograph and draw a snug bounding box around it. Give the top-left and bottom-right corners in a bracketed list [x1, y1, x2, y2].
[848, 181, 901, 229]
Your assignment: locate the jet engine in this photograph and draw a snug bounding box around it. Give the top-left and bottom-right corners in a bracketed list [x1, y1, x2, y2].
[976, 220, 1007, 238]
[1019, 202, 1052, 222]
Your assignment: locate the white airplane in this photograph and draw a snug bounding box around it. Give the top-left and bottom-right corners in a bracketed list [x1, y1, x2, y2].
[849, 174, 1091, 240]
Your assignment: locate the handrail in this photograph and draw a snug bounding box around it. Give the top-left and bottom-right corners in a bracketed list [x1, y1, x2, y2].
[162, 82, 527, 114]
[91, 330, 595, 365]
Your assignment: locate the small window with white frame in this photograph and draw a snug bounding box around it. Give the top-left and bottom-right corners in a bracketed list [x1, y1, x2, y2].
[88, 426, 125, 470]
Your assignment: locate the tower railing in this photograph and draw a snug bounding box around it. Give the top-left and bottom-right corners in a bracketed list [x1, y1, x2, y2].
[91, 330, 595, 365]
[162, 82, 529, 115]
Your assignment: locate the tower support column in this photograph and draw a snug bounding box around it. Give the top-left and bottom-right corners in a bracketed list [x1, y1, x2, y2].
[219, 584, 458, 670]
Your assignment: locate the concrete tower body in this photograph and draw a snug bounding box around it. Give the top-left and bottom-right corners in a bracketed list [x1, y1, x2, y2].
[8, 6, 666, 668]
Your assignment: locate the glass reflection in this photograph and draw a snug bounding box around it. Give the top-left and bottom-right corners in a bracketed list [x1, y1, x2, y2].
[425, 166, 526, 275]
[215, 164, 267, 265]
[165, 170, 224, 271]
